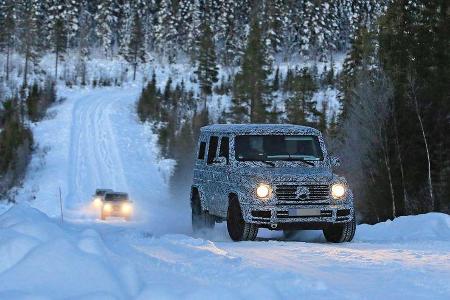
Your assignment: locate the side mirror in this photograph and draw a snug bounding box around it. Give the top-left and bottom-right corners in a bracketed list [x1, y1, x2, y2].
[213, 157, 227, 165]
[329, 156, 341, 168]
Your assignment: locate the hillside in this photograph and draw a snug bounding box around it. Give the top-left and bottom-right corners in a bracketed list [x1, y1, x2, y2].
[0, 85, 448, 299]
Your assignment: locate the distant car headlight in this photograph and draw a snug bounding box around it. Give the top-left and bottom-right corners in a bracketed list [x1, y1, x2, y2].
[93, 197, 102, 208]
[256, 183, 271, 199]
[103, 203, 112, 212]
[331, 183, 346, 199]
[121, 203, 132, 214]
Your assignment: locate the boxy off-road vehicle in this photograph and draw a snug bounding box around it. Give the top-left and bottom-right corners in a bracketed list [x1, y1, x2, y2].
[100, 192, 133, 221]
[190, 124, 355, 242]
[92, 189, 114, 208]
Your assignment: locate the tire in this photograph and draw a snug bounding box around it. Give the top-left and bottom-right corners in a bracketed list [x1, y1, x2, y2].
[191, 192, 215, 232]
[227, 197, 258, 241]
[323, 216, 356, 243]
[283, 230, 298, 239]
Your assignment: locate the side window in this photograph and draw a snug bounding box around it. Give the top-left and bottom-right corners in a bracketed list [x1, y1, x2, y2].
[197, 142, 206, 160]
[219, 137, 230, 164]
[207, 136, 219, 165]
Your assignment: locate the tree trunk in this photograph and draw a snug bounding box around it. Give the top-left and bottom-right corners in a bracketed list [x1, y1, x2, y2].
[381, 128, 396, 218]
[6, 46, 10, 81]
[415, 100, 434, 210]
[23, 49, 29, 87]
[392, 105, 408, 214]
[81, 59, 86, 86]
[55, 49, 59, 80]
[384, 150, 396, 219]
[409, 75, 434, 210]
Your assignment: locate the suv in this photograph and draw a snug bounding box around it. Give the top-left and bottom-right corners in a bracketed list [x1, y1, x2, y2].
[92, 189, 113, 208]
[190, 124, 355, 242]
[101, 192, 133, 221]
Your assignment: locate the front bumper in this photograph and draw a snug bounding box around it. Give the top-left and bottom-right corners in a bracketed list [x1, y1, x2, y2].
[243, 202, 354, 229]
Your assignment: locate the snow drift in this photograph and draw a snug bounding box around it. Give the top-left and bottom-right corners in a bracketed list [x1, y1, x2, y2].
[0, 204, 449, 299]
[355, 212, 450, 242]
[0, 204, 138, 299]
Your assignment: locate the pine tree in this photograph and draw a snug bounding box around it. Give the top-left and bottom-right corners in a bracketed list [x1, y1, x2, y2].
[284, 68, 319, 125]
[195, 18, 218, 99]
[229, 16, 271, 123]
[0, 0, 15, 81]
[125, 10, 146, 81]
[263, 0, 284, 56]
[318, 100, 328, 133]
[137, 72, 159, 121]
[65, 0, 80, 47]
[215, 0, 247, 66]
[16, 0, 42, 87]
[95, 0, 118, 57]
[47, 0, 67, 79]
[77, 0, 91, 86]
[179, 0, 201, 58]
[117, 0, 131, 58]
[26, 82, 40, 122]
[339, 27, 377, 122]
[154, 0, 179, 63]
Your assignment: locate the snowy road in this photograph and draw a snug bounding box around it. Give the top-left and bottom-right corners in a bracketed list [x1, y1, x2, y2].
[2, 86, 450, 299]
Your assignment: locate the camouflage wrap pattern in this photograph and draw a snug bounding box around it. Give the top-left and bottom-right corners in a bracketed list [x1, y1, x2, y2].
[192, 124, 354, 228]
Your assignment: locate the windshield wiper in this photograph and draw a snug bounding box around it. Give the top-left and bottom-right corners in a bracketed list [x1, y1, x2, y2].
[280, 157, 316, 166]
[242, 159, 275, 167]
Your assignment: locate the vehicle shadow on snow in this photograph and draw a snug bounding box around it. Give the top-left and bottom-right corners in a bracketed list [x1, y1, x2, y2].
[192, 223, 327, 243]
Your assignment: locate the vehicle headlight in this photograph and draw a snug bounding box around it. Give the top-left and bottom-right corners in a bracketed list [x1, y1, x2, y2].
[121, 203, 132, 214]
[256, 183, 271, 199]
[331, 183, 346, 199]
[93, 197, 102, 208]
[103, 203, 112, 212]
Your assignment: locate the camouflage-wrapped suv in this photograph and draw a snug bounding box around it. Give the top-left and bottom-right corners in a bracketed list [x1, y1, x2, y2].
[191, 124, 356, 242]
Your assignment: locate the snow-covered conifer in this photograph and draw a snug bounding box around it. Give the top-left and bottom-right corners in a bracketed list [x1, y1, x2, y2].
[95, 0, 118, 57]
[0, 0, 16, 80]
[195, 18, 218, 97]
[16, 0, 42, 86]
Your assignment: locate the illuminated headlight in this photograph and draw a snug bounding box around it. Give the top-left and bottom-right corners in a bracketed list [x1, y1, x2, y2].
[93, 197, 102, 208]
[121, 203, 132, 214]
[256, 183, 271, 199]
[331, 183, 346, 199]
[103, 203, 112, 212]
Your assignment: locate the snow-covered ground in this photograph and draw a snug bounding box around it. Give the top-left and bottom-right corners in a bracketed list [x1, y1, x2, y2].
[1, 86, 449, 299]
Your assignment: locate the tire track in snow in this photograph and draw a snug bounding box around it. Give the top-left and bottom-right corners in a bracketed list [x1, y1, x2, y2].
[66, 89, 137, 212]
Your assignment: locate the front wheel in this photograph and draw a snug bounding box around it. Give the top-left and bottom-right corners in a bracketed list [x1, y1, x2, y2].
[227, 197, 258, 241]
[323, 217, 356, 243]
[191, 192, 214, 232]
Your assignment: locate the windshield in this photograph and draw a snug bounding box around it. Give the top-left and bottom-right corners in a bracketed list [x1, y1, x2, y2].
[96, 189, 112, 196]
[235, 135, 323, 161]
[105, 193, 128, 201]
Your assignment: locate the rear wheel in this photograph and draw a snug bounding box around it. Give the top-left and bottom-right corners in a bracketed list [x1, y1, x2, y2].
[323, 217, 356, 243]
[191, 191, 214, 232]
[227, 197, 258, 241]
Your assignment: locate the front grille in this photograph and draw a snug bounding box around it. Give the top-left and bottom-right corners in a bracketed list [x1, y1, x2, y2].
[275, 184, 330, 205]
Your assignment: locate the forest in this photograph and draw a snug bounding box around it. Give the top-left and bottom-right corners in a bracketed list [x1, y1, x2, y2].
[0, 0, 449, 223]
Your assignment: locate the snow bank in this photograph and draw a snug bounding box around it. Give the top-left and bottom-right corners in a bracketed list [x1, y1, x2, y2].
[355, 212, 450, 242]
[0, 204, 449, 299]
[0, 204, 139, 299]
